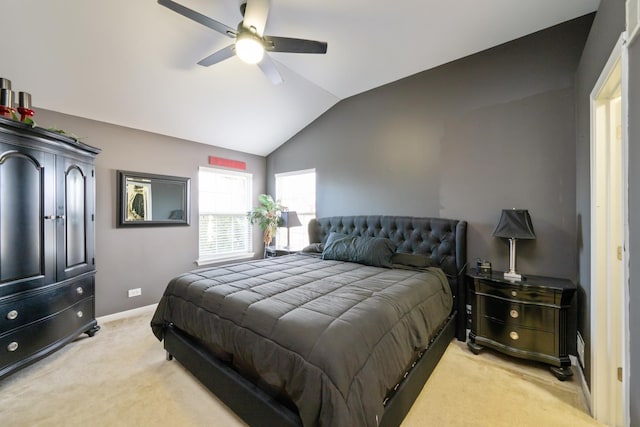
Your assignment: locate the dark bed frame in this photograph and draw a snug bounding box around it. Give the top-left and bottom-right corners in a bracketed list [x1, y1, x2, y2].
[163, 215, 467, 427]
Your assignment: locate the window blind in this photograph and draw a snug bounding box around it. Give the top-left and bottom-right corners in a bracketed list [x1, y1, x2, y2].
[199, 167, 252, 260]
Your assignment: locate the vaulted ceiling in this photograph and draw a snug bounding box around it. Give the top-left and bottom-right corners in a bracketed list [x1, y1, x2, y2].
[2, 0, 598, 156]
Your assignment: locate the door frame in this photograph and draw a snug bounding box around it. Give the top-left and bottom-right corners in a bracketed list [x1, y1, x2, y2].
[589, 32, 630, 426]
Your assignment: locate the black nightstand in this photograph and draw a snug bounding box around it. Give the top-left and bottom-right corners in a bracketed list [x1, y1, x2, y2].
[265, 246, 297, 257]
[466, 270, 576, 380]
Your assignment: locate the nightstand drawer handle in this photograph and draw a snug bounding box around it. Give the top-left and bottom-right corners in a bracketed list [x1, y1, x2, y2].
[6, 310, 18, 320]
[510, 309, 519, 319]
[7, 341, 19, 352]
[511, 290, 518, 297]
[509, 331, 519, 340]
[76, 287, 84, 295]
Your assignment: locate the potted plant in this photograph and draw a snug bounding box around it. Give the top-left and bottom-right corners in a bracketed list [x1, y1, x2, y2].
[247, 194, 285, 248]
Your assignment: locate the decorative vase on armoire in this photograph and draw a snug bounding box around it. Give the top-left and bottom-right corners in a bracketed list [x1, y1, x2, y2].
[0, 116, 100, 380]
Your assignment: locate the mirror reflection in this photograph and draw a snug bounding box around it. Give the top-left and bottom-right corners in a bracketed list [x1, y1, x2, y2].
[117, 171, 190, 227]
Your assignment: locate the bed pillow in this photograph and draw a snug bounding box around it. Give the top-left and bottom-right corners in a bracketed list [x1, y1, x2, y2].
[391, 253, 434, 269]
[322, 232, 397, 268]
[302, 243, 324, 253]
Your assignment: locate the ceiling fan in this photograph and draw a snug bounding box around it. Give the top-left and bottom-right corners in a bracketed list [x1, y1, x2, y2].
[158, 0, 328, 85]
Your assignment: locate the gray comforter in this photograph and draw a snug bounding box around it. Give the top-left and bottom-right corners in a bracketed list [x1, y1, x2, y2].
[151, 254, 453, 427]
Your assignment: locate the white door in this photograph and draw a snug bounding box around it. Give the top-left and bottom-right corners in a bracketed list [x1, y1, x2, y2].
[589, 34, 629, 426]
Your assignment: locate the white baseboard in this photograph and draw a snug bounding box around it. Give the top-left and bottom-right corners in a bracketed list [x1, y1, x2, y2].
[571, 354, 592, 416]
[97, 303, 158, 324]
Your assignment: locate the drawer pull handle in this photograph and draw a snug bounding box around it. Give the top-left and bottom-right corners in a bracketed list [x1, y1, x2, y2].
[511, 290, 518, 297]
[509, 331, 519, 340]
[6, 310, 18, 320]
[76, 287, 84, 295]
[43, 215, 65, 220]
[77, 311, 83, 318]
[7, 341, 18, 352]
[510, 309, 519, 319]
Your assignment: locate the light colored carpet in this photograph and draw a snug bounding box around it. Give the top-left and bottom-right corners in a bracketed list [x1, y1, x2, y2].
[0, 305, 601, 426]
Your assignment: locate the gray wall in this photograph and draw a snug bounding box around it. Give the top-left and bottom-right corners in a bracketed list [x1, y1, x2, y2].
[33, 109, 266, 317]
[574, 0, 626, 392]
[267, 15, 593, 282]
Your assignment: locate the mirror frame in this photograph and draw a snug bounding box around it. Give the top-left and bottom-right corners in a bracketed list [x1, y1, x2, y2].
[117, 170, 191, 227]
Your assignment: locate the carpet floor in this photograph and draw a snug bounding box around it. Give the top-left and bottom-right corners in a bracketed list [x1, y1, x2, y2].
[0, 305, 602, 426]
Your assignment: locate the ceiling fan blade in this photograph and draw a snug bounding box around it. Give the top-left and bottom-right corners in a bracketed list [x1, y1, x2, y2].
[158, 0, 236, 38]
[263, 36, 327, 54]
[197, 44, 236, 67]
[242, 0, 271, 36]
[257, 55, 283, 85]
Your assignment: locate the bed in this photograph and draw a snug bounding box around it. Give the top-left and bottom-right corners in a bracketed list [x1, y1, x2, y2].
[151, 215, 467, 426]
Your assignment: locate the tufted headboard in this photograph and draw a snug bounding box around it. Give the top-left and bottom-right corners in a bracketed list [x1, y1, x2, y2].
[308, 215, 467, 278]
[308, 215, 468, 340]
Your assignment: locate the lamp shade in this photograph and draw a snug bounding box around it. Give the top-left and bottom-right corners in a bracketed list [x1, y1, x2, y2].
[493, 209, 536, 240]
[280, 211, 302, 228]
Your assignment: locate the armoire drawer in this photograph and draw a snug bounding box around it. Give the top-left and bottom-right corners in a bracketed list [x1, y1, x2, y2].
[0, 276, 94, 333]
[478, 294, 556, 332]
[0, 298, 95, 371]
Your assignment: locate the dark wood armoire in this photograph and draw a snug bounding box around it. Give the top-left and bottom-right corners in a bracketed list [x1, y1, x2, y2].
[0, 116, 100, 379]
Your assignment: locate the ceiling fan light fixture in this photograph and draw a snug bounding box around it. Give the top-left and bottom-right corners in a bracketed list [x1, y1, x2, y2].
[235, 32, 264, 64]
[158, 0, 327, 84]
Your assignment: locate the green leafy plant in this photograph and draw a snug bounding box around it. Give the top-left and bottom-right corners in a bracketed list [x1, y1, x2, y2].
[46, 126, 83, 142]
[5, 111, 82, 140]
[247, 194, 285, 246]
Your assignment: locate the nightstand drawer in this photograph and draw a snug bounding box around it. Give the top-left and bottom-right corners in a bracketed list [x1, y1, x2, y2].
[476, 280, 559, 305]
[478, 295, 556, 332]
[478, 317, 555, 356]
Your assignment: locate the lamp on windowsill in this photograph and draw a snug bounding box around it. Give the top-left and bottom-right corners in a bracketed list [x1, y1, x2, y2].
[493, 209, 536, 281]
[280, 211, 302, 251]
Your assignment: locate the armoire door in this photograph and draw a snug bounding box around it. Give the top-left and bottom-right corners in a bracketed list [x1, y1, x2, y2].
[55, 156, 95, 281]
[0, 143, 56, 297]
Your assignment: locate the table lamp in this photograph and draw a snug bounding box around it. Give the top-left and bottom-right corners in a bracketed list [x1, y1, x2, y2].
[493, 209, 536, 281]
[280, 211, 302, 250]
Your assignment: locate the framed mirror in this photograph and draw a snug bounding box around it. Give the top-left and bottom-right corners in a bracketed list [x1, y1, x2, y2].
[117, 170, 190, 227]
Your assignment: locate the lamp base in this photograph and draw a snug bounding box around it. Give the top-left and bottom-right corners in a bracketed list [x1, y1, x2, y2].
[503, 271, 522, 281]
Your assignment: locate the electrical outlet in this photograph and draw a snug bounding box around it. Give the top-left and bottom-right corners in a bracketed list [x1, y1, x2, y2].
[577, 332, 585, 368]
[128, 288, 142, 298]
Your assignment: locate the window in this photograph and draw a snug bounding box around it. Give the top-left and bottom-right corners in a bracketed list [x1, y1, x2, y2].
[198, 167, 252, 262]
[275, 169, 316, 250]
